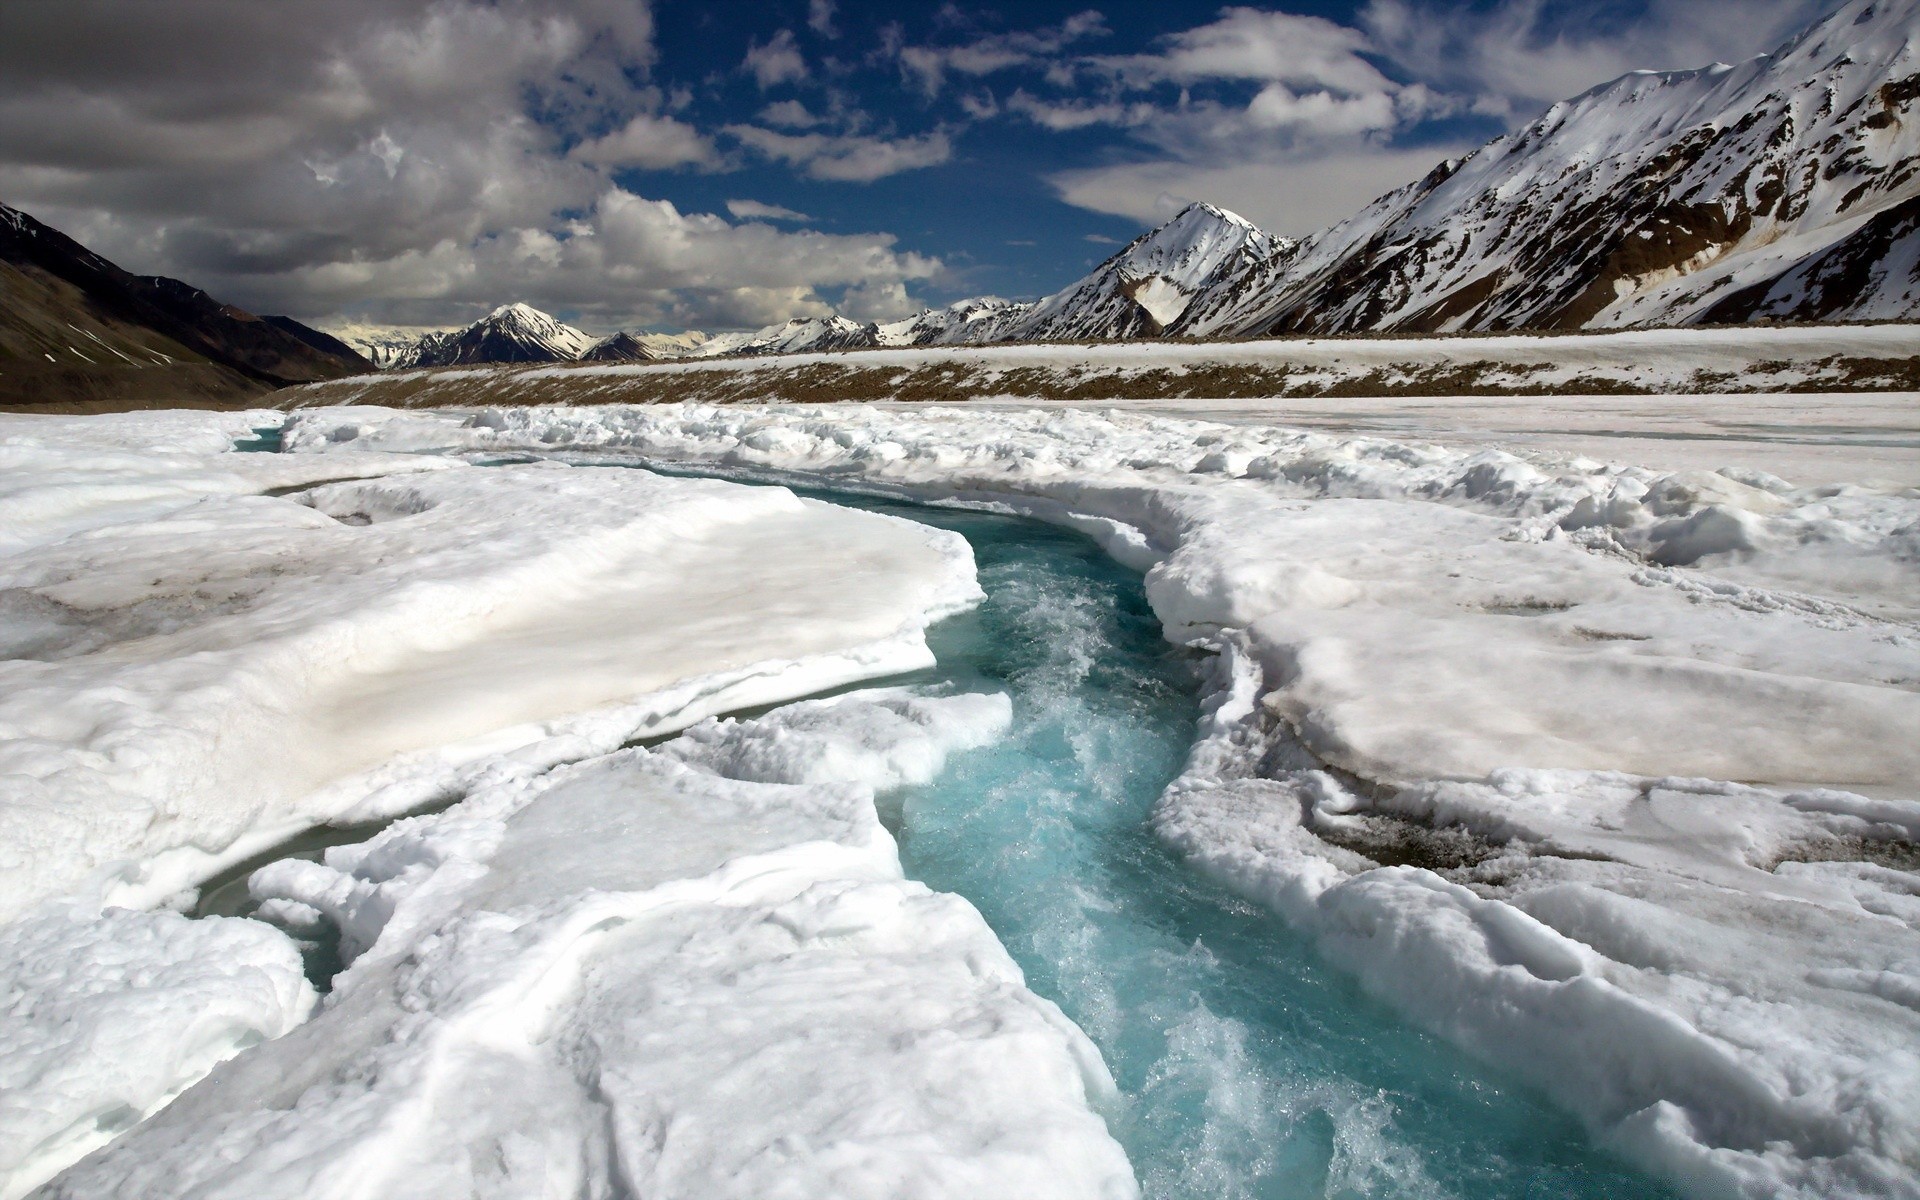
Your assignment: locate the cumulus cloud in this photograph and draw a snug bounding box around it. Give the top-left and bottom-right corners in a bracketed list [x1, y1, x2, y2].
[727, 199, 812, 222]
[218, 189, 939, 329]
[743, 29, 808, 90]
[570, 112, 717, 169]
[726, 125, 952, 182]
[0, 0, 941, 330]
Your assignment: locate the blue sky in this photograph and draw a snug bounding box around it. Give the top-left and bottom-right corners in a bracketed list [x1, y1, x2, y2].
[0, 0, 1830, 333]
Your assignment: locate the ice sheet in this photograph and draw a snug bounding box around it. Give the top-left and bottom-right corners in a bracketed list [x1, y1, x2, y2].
[0, 418, 978, 918]
[43, 690, 1137, 1200]
[297, 400, 1920, 1198]
[0, 409, 1004, 1194]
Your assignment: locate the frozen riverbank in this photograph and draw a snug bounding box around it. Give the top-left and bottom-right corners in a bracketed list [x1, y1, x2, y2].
[290, 401, 1920, 1199]
[2, 410, 1137, 1197]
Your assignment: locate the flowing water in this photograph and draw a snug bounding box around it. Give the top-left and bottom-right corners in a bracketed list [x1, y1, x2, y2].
[220, 446, 1674, 1197]
[813, 493, 1673, 1200]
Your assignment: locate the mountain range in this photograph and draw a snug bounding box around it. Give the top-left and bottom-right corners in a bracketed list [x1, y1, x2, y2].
[700, 0, 1918, 357]
[4, 0, 1915, 401]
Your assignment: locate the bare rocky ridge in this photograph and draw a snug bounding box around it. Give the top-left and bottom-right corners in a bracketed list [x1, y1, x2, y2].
[0, 204, 371, 412]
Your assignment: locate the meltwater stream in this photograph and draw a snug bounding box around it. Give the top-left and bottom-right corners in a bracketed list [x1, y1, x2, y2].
[812, 493, 1674, 1200]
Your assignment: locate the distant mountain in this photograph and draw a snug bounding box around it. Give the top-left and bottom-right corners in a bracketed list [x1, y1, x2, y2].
[581, 331, 656, 363]
[0, 203, 370, 411]
[404, 303, 596, 367]
[345, 304, 689, 368]
[700, 0, 1919, 359]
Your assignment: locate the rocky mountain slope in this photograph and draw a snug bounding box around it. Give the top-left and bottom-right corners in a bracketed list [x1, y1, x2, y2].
[701, 0, 1919, 359]
[1181, 0, 1920, 335]
[0, 204, 370, 410]
[329, 0, 1920, 373]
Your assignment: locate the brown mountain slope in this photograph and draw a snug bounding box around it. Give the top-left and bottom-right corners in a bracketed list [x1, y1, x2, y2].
[0, 204, 370, 413]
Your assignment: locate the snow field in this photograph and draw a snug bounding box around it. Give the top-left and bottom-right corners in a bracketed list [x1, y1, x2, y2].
[0, 414, 977, 918]
[44, 688, 1139, 1200]
[292, 400, 1920, 1199]
[5, 410, 1134, 1196]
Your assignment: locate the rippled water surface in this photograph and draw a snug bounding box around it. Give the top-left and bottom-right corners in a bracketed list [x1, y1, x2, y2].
[824, 494, 1673, 1200]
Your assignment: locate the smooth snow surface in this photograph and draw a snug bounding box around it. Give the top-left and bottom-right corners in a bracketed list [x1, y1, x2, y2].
[292, 401, 1920, 1199]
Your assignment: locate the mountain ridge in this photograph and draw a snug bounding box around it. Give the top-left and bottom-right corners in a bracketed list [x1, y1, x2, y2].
[0, 203, 371, 410]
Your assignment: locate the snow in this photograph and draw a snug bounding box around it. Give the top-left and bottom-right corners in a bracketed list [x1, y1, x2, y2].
[2, 408, 1097, 1196]
[0, 411, 977, 919]
[42, 688, 1136, 1200]
[1034, 390, 1920, 489]
[0, 903, 313, 1200]
[295, 398, 1920, 1199]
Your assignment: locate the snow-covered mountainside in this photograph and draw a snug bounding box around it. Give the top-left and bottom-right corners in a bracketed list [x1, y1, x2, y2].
[580, 331, 656, 363]
[1181, 0, 1920, 334]
[701, 0, 1918, 359]
[1001, 204, 1289, 340]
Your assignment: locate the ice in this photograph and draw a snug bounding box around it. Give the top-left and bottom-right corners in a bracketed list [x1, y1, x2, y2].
[306, 400, 1920, 1197]
[0, 408, 1028, 1193]
[0, 414, 978, 918]
[44, 690, 1136, 1200]
[0, 902, 313, 1200]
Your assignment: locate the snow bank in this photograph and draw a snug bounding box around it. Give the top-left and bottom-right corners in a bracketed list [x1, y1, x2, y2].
[292, 401, 1920, 1198]
[1, 409, 1006, 1193]
[0, 412, 977, 918]
[0, 903, 313, 1200]
[45, 689, 1137, 1200]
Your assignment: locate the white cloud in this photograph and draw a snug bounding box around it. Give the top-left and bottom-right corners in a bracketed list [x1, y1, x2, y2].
[570, 112, 716, 169]
[1050, 147, 1472, 237]
[1359, 0, 1826, 111]
[743, 29, 808, 90]
[726, 198, 812, 222]
[808, 0, 838, 39]
[896, 11, 1107, 96]
[758, 99, 822, 129]
[1092, 8, 1393, 95]
[208, 188, 939, 330]
[726, 125, 952, 182]
[0, 1, 949, 330]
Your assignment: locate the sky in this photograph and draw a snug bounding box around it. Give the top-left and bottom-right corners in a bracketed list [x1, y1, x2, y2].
[0, 0, 1833, 335]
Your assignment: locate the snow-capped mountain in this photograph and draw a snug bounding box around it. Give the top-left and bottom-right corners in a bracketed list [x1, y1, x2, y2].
[581, 331, 657, 363]
[875, 297, 1029, 346]
[999, 204, 1289, 339]
[402, 303, 597, 367]
[700, 0, 1919, 359]
[691, 315, 882, 358]
[1175, 0, 1920, 335]
[342, 307, 708, 368]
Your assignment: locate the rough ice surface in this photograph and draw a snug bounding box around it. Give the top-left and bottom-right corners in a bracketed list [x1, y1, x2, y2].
[294, 400, 1920, 1199]
[0, 903, 313, 1200]
[44, 688, 1138, 1200]
[3, 409, 1135, 1198]
[0, 410, 977, 919]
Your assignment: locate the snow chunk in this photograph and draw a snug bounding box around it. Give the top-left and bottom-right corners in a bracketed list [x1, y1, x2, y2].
[0, 902, 313, 1200]
[46, 691, 1131, 1200]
